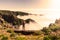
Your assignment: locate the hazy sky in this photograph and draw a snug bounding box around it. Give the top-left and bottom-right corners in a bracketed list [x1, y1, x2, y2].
[0, 0, 58, 10]
[0, 0, 59, 11]
[0, 0, 48, 10]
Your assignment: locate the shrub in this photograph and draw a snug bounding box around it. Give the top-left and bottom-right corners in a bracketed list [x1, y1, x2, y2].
[16, 37, 27, 40]
[7, 29, 13, 33]
[42, 27, 51, 35]
[1, 36, 8, 40]
[0, 35, 4, 37]
[10, 33, 16, 37]
[44, 36, 51, 40]
[33, 31, 43, 35]
[49, 23, 60, 32]
[44, 35, 58, 40]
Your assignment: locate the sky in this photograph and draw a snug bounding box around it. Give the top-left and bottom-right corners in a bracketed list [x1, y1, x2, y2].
[0, 0, 59, 10]
[0, 0, 59, 12]
[0, 0, 48, 10]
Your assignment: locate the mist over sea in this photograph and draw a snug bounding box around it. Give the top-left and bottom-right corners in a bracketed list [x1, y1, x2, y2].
[17, 14, 55, 30]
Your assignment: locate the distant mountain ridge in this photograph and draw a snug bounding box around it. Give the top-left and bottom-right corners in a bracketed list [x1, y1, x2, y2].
[0, 10, 29, 16]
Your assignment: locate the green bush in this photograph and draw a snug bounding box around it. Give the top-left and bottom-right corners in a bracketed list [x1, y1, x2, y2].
[44, 35, 58, 40]
[1, 36, 8, 40]
[7, 29, 11, 33]
[10, 33, 16, 37]
[16, 37, 27, 40]
[33, 31, 43, 35]
[0, 35, 4, 37]
[44, 36, 51, 40]
[49, 23, 60, 32]
[42, 27, 51, 35]
[7, 29, 13, 33]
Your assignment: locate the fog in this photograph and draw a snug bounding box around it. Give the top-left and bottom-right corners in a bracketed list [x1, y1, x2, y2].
[17, 14, 54, 30]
